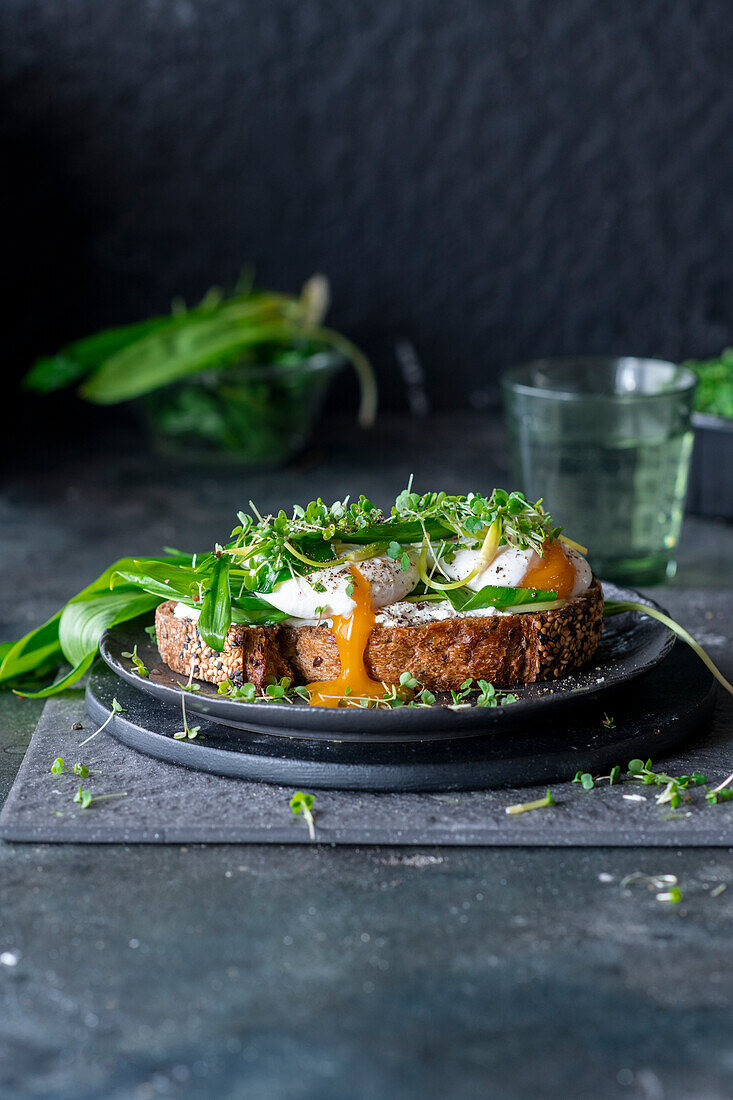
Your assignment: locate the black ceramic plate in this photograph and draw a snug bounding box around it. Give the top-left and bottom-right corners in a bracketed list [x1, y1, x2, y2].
[86, 643, 715, 791]
[99, 583, 674, 743]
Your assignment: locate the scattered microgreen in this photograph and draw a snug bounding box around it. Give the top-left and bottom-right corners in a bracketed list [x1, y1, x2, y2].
[73, 762, 89, 778]
[121, 645, 149, 678]
[173, 691, 201, 740]
[573, 764, 622, 790]
[345, 579, 355, 598]
[569, 758, 730, 814]
[601, 712, 615, 729]
[74, 786, 92, 809]
[705, 771, 733, 804]
[446, 677, 517, 709]
[50, 757, 64, 774]
[657, 886, 683, 903]
[505, 788, 556, 815]
[626, 758, 707, 808]
[265, 677, 292, 702]
[73, 785, 127, 811]
[312, 581, 327, 593]
[289, 791, 316, 840]
[144, 624, 157, 643]
[78, 698, 126, 746]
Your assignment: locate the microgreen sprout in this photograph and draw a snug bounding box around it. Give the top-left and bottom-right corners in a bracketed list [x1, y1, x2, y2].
[121, 645, 149, 678]
[601, 713, 616, 729]
[570, 757, 733, 814]
[73, 762, 89, 778]
[505, 788, 556, 815]
[394, 487, 559, 555]
[627, 759, 707, 808]
[656, 886, 683, 903]
[144, 624, 157, 643]
[573, 765, 622, 790]
[173, 690, 201, 740]
[620, 871, 679, 893]
[290, 791, 316, 840]
[705, 771, 733, 804]
[265, 677, 291, 701]
[50, 757, 64, 774]
[218, 677, 256, 701]
[73, 785, 127, 811]
[78, 698, 126, 746]
[446, 678, 517, 710]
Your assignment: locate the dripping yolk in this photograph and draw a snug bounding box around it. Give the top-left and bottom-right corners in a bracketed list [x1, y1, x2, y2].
[521, 540, 577, 598]
[307, 565, 388, 707]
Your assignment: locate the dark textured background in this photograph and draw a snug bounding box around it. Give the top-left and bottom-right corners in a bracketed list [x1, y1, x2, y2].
[2, 0, 733, 442]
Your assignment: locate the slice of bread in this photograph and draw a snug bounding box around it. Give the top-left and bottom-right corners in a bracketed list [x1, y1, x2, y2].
[155, 579, 603, 694]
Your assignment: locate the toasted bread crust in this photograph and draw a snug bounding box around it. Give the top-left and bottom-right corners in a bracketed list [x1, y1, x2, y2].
[155, 580, 603, 693]
[155, 605, 291, 693]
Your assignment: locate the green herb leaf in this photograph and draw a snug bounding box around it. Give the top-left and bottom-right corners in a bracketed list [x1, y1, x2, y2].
[50, 757, 64, 774]
[448, 585, 559, 613]
[289, 790, 316, 840]
[198, 556, 231, 652]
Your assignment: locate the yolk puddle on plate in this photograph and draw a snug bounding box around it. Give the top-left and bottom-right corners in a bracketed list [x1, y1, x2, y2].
[521, 540, 576, 598]
[307, 565, 388, 707]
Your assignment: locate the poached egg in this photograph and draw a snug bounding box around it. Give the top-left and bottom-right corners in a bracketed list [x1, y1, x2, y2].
[435, 542, 591, 599]
[257, 553, 419, 624]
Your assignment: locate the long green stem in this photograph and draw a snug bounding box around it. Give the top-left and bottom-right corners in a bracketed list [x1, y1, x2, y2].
[308, 325, 378, 427]
[604, 600, 733, 697]
[505, 788, 556, 815]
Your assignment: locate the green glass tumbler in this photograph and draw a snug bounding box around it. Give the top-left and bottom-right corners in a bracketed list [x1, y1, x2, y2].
[502, 357, 697, 585]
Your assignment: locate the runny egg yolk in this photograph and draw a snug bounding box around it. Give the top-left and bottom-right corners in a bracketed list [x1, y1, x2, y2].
[307, 565, 388, 707]
[520, 540, 576, 598]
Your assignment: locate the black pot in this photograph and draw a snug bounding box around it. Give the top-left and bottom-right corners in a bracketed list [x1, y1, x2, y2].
[687, 413, 733, 519]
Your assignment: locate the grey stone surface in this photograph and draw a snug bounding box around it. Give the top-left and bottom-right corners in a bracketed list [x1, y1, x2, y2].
[2, 414, 733, 1098]
[1, 843, 733, 1099]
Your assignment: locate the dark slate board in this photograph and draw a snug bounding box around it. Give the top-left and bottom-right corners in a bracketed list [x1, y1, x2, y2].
[2, 646, 733, 845]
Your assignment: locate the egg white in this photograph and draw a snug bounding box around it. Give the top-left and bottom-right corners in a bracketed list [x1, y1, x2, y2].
[257, 553, 419, 623]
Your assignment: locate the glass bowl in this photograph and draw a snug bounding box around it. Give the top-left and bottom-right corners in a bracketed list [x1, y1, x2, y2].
[139, 349, 346, 469]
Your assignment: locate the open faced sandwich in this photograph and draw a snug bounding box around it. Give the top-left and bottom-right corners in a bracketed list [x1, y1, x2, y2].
[154, 487, 603, 707]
